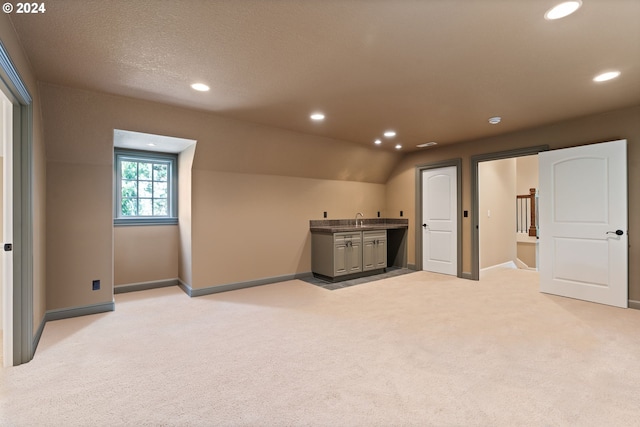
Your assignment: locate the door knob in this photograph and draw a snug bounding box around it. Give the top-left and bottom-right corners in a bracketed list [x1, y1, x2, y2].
[606, 230, 624, 236]
[422, 223, 429, 228]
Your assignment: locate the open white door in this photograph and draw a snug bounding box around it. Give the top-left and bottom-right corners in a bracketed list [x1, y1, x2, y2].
[539, 140, 627, 308]
[422, 166, 457, 275]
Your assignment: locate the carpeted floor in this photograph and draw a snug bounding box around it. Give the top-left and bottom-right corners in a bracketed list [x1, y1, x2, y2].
[2, 268, 640, 426]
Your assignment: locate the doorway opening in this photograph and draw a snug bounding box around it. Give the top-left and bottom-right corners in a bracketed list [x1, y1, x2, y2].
[471, 146, 548, 281]
[478, 155, 539, 279]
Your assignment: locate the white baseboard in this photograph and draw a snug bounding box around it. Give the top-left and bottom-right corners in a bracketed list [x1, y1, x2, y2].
[480, 261, 517, 279]
[515, 258, 528, 269]
[515, 258, 538, 271]
[480, 261, 518, 273]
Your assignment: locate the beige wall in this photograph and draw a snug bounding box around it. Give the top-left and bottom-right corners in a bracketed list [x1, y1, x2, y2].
[517, 239, 537, 268]
[114, 226, 179, 286]
[479, 158, 516, 269]
[386, 104, 640, 300]
[0, 15, 47, 334]
[46, 162, 112, 310]
[516, 155, 538, 195]
[178, 144, 195, 286]
[190, 170, 385, 288]
[40, 83, 398, 309]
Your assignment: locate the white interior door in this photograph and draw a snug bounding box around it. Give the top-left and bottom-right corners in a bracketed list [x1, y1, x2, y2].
[539, 139, 627, 308]
[422, 166, 457, 275]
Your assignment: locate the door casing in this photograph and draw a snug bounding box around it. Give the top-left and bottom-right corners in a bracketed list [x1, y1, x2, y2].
[414, 159, 462, 276]
[0, 40, 34, 366]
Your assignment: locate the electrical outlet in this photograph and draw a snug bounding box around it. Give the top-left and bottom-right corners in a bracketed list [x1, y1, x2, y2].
[323, 211, 327, 218]
[377, 211, 380, 217]
[400, 210, 403, 217]
[92, 280, 100, 291]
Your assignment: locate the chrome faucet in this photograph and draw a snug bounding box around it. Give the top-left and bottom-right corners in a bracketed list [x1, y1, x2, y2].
[355, 212, 364, 227]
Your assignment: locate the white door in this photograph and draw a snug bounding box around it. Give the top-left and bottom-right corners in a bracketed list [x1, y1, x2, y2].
[422, 166, 457, 275]
[539, 139, 627, 308]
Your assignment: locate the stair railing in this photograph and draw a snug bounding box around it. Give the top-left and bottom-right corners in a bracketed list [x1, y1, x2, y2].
[516, 188, 537, 237]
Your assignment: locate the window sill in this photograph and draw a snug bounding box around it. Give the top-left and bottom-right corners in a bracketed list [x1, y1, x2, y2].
[114, 218, 178, 226]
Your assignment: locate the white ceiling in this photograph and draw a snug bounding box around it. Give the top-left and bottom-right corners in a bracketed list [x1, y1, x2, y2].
[8, 0, 640, 152]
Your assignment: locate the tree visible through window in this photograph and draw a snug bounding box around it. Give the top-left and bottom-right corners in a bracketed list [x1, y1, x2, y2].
[115, 150, 177, 225]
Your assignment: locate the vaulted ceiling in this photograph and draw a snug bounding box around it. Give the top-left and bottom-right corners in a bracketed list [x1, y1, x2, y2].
[8, 0, 640, 151]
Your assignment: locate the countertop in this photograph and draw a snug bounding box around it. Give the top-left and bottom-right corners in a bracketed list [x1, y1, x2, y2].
[310, 218, 408, 234]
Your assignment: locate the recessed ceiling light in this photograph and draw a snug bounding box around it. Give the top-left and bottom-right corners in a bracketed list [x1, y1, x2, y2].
[593, 71, 621, 82]
[147, 143, 156, 147]
[395, 144, 402, 150]
[417, 142, 438, 148]
[191, 83, 210, 92]
[384, 130, 397, 138]
[374, 139, 382, 145]
[310, 113, 325, 121]
[545, 1, 582, 20]
[488, 116, 502, 125]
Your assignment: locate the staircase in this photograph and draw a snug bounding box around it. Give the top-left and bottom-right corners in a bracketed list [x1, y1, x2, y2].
[516, 188, 538, 269]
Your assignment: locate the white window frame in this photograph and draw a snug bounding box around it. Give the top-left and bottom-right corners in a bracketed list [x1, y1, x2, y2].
[114, 149, 178, 226]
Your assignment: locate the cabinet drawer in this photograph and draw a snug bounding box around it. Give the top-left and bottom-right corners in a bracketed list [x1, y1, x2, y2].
[334, 232, 362, 243]
[363, 230, 386, 241]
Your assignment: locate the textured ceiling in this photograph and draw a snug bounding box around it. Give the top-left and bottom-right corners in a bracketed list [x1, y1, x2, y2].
[7, 0, 640, 152]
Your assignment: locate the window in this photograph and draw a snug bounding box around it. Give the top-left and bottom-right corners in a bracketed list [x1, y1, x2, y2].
[114, 149, 178, 225]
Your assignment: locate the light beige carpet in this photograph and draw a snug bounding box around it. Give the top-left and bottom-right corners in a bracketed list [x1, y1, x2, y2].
[2, 269, 640, 426]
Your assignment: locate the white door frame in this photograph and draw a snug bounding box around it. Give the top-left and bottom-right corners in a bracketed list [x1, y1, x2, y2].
[470, 146, 548, 280]
[414, 159, 462, 276]
[0, 40, 34, 366]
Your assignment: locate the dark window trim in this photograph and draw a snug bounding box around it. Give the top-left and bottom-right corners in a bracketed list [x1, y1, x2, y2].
[114, 148, 178, 226]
